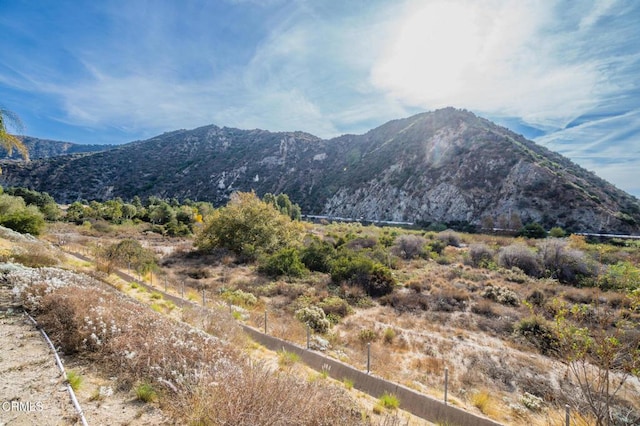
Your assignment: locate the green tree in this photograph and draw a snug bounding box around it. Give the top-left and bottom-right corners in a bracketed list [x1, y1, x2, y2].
[195, 191, 303, 260]
[0, 194, 45, 235]
[263, 193, 302, 220]
[0, 108, 28, 165]
[98, 239, 156, 275]
[65, 201, 86, 224]
[519, 222, 547, 239]
[148, 201, 174, 225]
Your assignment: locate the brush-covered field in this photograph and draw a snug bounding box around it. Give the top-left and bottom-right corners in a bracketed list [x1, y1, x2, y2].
[2, 191, 639, 425]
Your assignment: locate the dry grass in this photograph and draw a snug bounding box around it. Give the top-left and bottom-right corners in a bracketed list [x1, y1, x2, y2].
[10, 264, 365, 425]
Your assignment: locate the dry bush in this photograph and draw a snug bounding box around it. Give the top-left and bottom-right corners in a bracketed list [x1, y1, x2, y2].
[379, 291, 430, 312]
[481, 284, 520, 306]
[411, 356, 445, 375]
[468, 243, 495, 267]
[12, 265, 361, 424]
[392, 235, 427, 260]
[429, 288, 469, 312]
[183, 362, 363, 426]
[471, 299, 498, 317]
[11, 242, 60, 267]
[437, 230, 462, 247]
[498, 244, 542, 277]
[537, 239, 595, 285]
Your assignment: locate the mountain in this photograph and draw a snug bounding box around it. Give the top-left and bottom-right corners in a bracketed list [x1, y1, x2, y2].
[1, 108, 639, 234]
[0, 136, 113, 160]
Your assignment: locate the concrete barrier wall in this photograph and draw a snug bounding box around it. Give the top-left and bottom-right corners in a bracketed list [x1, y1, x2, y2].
[87, 258, 501, 426]
[241, 325, 503, 426]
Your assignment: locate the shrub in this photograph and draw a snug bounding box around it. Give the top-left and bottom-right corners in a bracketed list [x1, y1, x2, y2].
[66, 370, 83, 391]
[469, 243, 495, 267]
[277, 349, 300, 367]
[471, 390, 492, 415]
[329, 252, 395, 297]
[221, 289, 257, 307]
[482, 284, 519, 306]
[135, 382, 158, 403]
[392, 235, 427, 259]
[437, 230, 462, 247]
[318, 296, 351, 319]
[379, 291, 430, 312]
[259, 247, 308, 278]
[526, 290, 545, 307]
[430, 288, 469, 312]
[520, 392, 544, 411]
[358, 328, 377, 344]
[383, 327, 396, 344]
[549, 227, 566, 238]
[295, 306, 330, 333]
[471, 300, 497, 317]
[0, 201, 45, 235]
[538, 239, 595, 285]
[518, 222, 547, 239]
[498, 244, 542, 277]
[300, 238, 336, 273]
[428, 239, 447, 255]
[378, 392, 400, 410]
[514, 316, 558, 355]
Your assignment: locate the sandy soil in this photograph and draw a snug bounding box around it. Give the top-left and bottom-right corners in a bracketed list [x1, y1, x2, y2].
[0, 302, 171, 426]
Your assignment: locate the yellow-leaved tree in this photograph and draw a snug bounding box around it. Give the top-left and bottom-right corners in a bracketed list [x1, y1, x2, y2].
[0, 108, 28, 169]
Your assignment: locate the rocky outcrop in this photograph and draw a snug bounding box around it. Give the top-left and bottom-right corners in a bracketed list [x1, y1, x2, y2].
[1, 108, 638, 234]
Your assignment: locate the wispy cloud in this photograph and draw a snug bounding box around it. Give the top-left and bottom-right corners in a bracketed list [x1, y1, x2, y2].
[1, 0, 639, 196]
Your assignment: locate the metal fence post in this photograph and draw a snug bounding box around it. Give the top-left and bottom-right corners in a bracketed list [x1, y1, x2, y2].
[444, 367, 449, 405]
[307, 325, 310, 349]
[565, 404, 570, 426]
[366, 342, 371, 374]
[181, 281, 184, 299]
[202, 289, 205, 306]
[264, 310, 268, 334]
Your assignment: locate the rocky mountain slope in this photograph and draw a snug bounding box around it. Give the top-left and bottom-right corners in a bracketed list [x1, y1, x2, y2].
[0, 136, 113, 160]
[1, 108, 638, 233]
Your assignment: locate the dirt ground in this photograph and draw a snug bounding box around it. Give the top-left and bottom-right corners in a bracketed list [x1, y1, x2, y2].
[0, 306, 171, 426]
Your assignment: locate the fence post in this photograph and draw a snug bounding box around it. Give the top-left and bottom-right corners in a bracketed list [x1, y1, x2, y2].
[264, 310, 268, 334]
[565, 404, 570, 426]
[444, 367, 449, 405]
[202, 289, 205, 306]
[307, 325, 310, 349]
[366, 342, 371, 374]
[181, 281, 184, 299]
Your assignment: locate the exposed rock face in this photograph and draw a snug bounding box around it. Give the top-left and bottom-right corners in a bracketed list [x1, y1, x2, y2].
[1, 108, 639, 234]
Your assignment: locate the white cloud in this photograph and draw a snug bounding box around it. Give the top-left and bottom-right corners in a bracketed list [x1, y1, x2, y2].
[370, 0, 602, 129]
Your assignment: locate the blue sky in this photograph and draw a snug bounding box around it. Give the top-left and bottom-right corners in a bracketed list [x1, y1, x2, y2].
[1, 0, 639, 196]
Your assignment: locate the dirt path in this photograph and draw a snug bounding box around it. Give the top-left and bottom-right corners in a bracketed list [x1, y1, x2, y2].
[0, 310, 79, 425]
[0, 281, 171, 426]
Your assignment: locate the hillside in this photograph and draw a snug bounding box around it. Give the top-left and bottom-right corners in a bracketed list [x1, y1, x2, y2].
[0, 136, 113, 160]
[1, 108, 639, 233]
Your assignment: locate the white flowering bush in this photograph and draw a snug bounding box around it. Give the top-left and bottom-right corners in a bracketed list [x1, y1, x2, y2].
[481, 284, 520, 306]
[520, 392, 544, 411]
[295, 305, 331, 333]
[3, 261, 362, 424]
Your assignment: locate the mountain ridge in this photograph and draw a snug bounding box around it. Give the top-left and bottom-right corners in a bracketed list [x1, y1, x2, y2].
[0, 136, 114, 160]
[1, 107, 638, 234]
